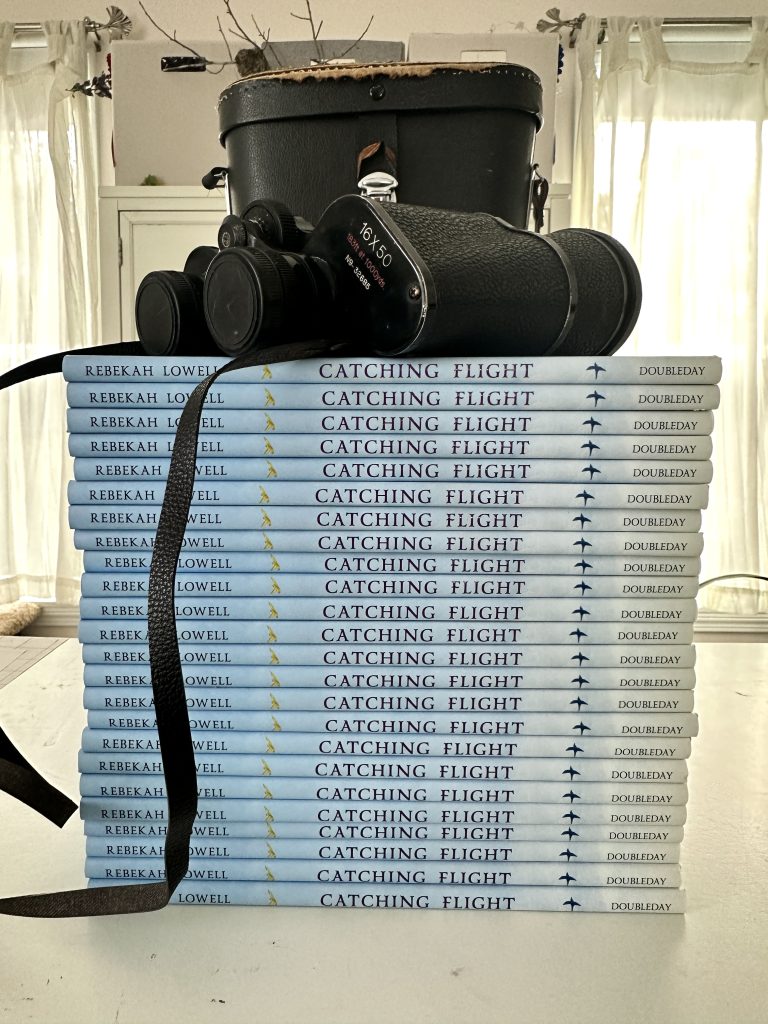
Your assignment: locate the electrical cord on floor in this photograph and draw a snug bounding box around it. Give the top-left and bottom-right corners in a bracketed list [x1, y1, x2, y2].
[698, 573, 768, 588]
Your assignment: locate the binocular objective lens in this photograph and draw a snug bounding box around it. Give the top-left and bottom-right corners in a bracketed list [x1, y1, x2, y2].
[135, 270, 215, 356]
[203, 248, 286, 356]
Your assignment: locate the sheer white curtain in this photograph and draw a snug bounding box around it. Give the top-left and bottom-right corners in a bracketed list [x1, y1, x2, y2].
[572, 16, 768, 615]
[0, 21, 100, 604]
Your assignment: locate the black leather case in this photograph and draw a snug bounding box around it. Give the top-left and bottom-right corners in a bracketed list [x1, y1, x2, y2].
[217, 62, 543, 227]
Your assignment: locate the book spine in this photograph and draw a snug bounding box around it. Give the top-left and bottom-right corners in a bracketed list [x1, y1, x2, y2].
[79, 579, 701, 609]
[79, 530, 706, 570]
[78, 594, 700, 620]
[78, 753, 689, 784]
[81, 642, 698, 669]
[80, 775, 689, 804]
[87, 878, 688, 912]
[80, 664, 697, 690]
[61, 354, 723, 384]
[81, 686, 696, 714]
[85, 709, 699, 736]
[83, 821, 686, 845]
[78, 565, 704, 598]
[66, 381, 722, 411]
[71, 456, 714, 485]
[77, 616, 698, 647]
[70, 506, 706, 532]
[67, 432, 715, 461]
[84, 856, 682, 889]
[80, 728, 694, 759]
[76, 594, 702, 622]
[79, 795, 689, 826]
[67, 479, 712, 508]
[66, 407, 717, 436]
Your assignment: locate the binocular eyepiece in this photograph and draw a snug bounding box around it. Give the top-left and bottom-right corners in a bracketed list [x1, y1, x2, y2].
[136, 195, 641, 359]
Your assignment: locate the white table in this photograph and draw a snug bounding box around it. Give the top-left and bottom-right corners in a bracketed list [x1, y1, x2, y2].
[1, 639, 766, 1024]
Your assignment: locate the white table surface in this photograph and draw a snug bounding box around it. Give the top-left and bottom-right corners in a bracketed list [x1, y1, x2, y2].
[1, 638, 766, 1024]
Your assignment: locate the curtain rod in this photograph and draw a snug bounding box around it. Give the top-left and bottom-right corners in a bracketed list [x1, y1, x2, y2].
[538, 11, 756, 47]
[12, 7, 132, 38]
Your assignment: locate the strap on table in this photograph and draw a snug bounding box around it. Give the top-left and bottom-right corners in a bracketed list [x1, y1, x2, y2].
[0, 342, 143, 392]
[0, 338, 334, 916]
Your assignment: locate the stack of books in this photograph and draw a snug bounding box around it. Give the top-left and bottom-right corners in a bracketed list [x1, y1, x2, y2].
[64, 353, 721, 913]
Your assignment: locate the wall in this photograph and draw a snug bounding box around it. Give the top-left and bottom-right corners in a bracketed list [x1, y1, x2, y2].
[9, 1, 759, 38]
[7, 1, 760, 187]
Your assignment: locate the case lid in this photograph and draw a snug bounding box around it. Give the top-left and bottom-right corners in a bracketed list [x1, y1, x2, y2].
[218, 62, 543, 140]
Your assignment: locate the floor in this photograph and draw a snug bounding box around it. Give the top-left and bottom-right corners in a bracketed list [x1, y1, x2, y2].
[0, 635, 67, 689]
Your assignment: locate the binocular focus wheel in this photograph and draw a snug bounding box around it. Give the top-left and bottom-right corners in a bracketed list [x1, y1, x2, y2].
[546, 229, 629, 357]
[242, 200, 307, 250]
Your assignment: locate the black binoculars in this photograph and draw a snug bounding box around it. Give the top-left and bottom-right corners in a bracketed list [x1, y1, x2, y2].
[136, 194, 641, 360]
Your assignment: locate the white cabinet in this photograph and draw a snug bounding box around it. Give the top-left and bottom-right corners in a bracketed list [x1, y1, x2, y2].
[541, 183, 572, 234]
[98, 186, 227, 343]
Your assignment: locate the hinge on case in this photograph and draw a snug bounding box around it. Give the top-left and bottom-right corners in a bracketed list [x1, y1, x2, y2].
[118, 237, 123, 267]
[358, 171, 398, 203]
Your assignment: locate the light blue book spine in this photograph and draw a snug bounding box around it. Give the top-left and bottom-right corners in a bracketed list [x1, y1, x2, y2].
[66, 407, 717, 436]
[79, 795, 689, 826]
[85, 879, 688, 912]
[77, 753, 688, 784]
[69, 505, 706, 532]
[80, 622, 696, 646]
[83, 707, 699, 736]
[84, 856, 682, 888]
[79, 728, 694, 759]
[80, 775, 689, 804]
[77, 618, 697, 647]
[67, 431, 715, 461]
[76, 606, 696, 638]
[78, 593, 704, 622]
[71, 456, 714, 485]
[77, 568, 702, 601]
[78, 528, 706, 568]
[66, 380, 722, 412]
[83, 827, 684, 851]
[80, 662, 697, 690]
[60, 353, 723, 385]
[76, 593, 700, 620]
[67, 479, 712, 508]
[80, 685, 695, 715]
[83, 820, 686, 843]
[80, 642, 699, 669]
[79, 576, 701, 603]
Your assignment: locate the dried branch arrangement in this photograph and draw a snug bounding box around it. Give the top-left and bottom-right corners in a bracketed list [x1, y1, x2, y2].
[138, 0, 375, 75]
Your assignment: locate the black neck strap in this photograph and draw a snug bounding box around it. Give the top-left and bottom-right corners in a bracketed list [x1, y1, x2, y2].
[0, 343, 143, 392]
[0, 339, 333, 916]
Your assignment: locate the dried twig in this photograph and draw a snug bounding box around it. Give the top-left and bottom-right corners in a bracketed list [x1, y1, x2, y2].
[138, 0, 206, 60]
[251, 17, 281, 68]
[333, 14, 374, 61]
[140, 0, 375, 75]
[216, 15, 234, 62]
[222, 0, 261, 49]
[141, 0, 249, 73]
[291, 1, 325, 63]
